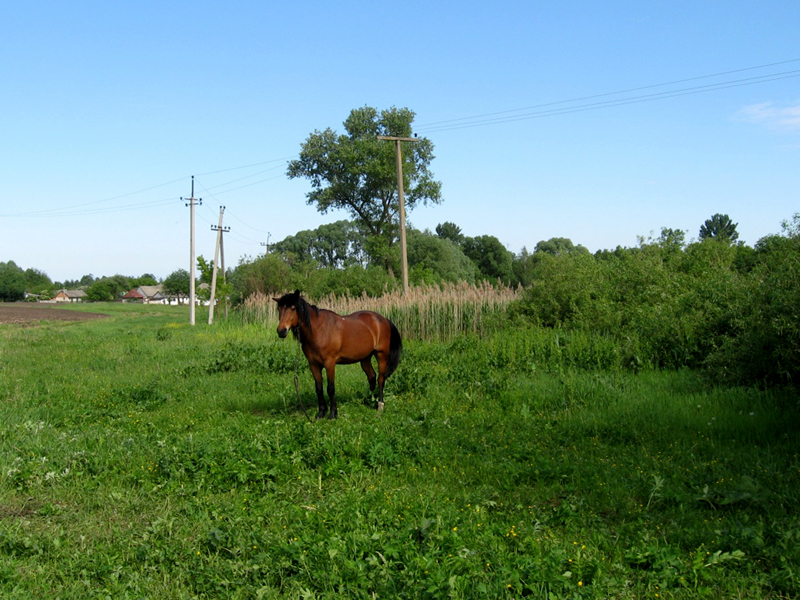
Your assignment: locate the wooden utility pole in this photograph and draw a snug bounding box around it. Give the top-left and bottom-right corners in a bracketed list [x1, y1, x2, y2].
[182, 176, 201, 325]
[219, 222, 229, 318]
[378, 135, 419, 294]
[208, 206, 229, 325]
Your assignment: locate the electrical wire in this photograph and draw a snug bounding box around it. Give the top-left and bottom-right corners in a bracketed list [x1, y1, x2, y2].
[417, 57, 800, 130]
[0, 196, 182, 218]
[420, 72, 800, 133]
[416, 64, 800, 134]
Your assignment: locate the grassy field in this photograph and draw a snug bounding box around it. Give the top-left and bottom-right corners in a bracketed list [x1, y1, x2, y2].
[1, 303, 798, 599]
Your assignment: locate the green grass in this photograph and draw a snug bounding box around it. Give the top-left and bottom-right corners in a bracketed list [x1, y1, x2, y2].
[1, 305, 798, 598]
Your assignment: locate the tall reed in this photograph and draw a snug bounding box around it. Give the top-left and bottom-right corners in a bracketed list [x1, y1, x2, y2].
[237, 281, 521, 341]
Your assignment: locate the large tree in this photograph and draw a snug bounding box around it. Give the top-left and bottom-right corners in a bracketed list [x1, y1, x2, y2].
[287, 106, 442, 274]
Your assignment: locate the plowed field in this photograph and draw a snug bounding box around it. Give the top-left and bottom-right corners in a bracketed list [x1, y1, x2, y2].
[0, 304, 107, 324]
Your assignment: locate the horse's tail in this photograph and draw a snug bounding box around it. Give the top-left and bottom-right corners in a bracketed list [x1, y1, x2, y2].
[385, 320, 403, 380]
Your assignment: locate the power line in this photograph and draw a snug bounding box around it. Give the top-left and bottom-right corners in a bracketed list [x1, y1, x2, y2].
[225, 209, 272, 236]
[0, 196, 181, 218]
[0, 158, 293, 219]
[193, 156, 295, 177]
[416, 62, 800, 134]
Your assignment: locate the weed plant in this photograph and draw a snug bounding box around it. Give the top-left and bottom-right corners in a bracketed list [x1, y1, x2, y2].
[0, 304, 798, 598]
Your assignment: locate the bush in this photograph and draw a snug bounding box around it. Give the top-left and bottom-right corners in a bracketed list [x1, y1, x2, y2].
[706, 215, 800, 386]
[511, 240, 747, 371]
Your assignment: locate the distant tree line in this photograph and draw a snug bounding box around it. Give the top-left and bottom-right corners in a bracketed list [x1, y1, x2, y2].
[0, 266, 159, 302]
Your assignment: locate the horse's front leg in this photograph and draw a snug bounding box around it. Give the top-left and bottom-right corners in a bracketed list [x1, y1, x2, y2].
[325, 363, 337, 420]
[309, 363, 327, 419]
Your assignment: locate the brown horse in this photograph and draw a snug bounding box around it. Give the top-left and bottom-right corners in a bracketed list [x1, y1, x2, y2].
[273, 290, 402, 419]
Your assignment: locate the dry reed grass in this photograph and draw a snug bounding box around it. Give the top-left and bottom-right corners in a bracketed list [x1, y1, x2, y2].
[240, 281, 521, 341]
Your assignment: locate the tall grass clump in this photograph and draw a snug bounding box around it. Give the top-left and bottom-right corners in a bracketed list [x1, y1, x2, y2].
[236, 281, 521, 341]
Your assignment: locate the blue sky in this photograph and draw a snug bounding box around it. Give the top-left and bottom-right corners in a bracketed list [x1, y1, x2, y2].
[2, 1, 799, 282]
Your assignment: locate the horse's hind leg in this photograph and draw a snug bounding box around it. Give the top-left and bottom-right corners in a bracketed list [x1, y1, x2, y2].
[360, 358, 377, 394]
[375, 353, 389, 413]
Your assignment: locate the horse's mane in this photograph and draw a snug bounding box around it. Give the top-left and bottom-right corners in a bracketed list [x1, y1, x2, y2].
[275, 290, 318, 338]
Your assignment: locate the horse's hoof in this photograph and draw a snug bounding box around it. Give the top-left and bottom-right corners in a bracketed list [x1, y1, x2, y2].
[377, 401, 385, 412]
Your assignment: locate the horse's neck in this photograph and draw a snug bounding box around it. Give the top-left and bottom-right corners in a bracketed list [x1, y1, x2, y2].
[298, 309, 319, 344]
[299, 308, 332, 346]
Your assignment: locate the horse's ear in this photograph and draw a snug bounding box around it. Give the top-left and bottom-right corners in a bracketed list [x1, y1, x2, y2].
[272, 297, 280, 303]
[294, 289, 301, 296]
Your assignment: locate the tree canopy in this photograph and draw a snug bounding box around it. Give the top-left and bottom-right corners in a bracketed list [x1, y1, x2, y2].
[162, 269, 191, 303]
[272, 220, 368, 269]
[699, 213, 739, 244]
[0, 261, 27, 301]
[287, 106, 442, 273]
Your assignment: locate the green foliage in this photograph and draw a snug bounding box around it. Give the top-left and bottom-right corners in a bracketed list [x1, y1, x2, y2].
[162, 268, 191, 302]
[535, 236, 590, 256]
[0, 261, 26, 301]
[235, 253, 291, 301]
[705, 214, 800, 385]
[287, 106, 442, 272]
[513, 240, 748, 370]
[131, 273, 158, 287]
[273, 220, 368, 269]
[195, 255, 232, 307]
[462, 235, 515, 284]
[298, 264, 395, 298]
[85, 275, 131, 301]
[23, 268, 53, 295]
[435, 221, 465, 246]
[230, 253, 394, 304]
[407, 229, 477, 284]
[699, 213, 740, 244]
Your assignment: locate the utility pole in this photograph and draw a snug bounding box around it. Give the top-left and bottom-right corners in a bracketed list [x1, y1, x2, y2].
[218, 220, 229, 318]
[182, 176, 201, 325]
[208, 207, 229, 325]
[378, 135, 419, 294]
[260, 232, 271, 255]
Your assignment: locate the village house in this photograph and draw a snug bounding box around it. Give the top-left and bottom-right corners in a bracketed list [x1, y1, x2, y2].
[53, 289, 87, 303]
[122, 285, 168, 304]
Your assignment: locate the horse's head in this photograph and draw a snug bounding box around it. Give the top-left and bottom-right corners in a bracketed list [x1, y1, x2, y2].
[273, 289, 301, 338]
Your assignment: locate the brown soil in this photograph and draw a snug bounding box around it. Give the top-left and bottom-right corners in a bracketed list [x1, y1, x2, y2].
[0, 304, 108, 325]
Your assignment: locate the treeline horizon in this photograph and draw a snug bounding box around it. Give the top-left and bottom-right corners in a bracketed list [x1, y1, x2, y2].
[0, 211, 792, 299]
